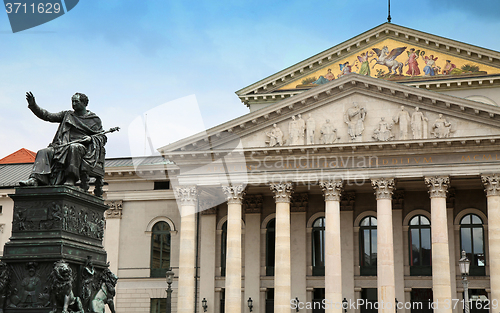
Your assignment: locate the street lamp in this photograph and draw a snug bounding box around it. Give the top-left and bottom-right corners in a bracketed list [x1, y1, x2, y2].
[247, 297, 253, 312]
[343, 298, 348, 313]
[165, 268, 174, 313]
[202, 298, 208, 312]
[459, 250, 471, 313]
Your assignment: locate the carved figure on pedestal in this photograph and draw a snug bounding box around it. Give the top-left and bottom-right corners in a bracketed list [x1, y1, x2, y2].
[81, 256, 95, 306]
[266, 124, 283, 147]
[344, 103, 366, 142]
[411, 107, 428, 139]
[0, 262, 9, 313]
[91, 267, 118, 313]
[288, 116, 301, 145]
[297, 114, 306, 145]
[320, 119, 338, 144]
[48, 260, 84, 313]
[306, 113, 316, 144]
[372, 117, 394, 141]
[393, 106, 411, 140]
[20, 262, 41, 307]
[431, 114, 453, 138]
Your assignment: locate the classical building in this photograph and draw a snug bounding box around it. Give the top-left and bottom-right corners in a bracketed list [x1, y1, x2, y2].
[2, 23, 500, 313]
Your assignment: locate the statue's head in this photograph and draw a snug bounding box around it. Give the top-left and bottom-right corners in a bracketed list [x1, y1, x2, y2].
[72, 93, 89, 106]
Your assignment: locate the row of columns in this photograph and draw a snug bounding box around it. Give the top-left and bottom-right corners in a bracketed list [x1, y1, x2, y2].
[174, 174, 500, 313]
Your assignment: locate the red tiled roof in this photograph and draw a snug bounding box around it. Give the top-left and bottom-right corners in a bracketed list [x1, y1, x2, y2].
[0, 148, 36, 164]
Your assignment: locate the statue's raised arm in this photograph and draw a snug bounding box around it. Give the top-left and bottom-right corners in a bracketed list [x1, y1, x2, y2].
[20, 92, 113, 197]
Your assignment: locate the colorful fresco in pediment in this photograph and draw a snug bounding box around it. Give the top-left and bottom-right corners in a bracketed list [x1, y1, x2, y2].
[278, 39, 500, 90]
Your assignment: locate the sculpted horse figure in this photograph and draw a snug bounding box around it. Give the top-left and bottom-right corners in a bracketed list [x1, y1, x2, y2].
[371, 46, 407, 75]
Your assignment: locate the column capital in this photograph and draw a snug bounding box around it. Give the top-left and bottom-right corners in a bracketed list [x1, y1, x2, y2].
[481, 174, 500, 196]
[425, 176, 449, 198]
[269, 182, 294, 203]
[222, 184, 246, 204]
[319, 180, 343, 201]
[371, 178, 395, 200]
[104, 200, 123, 219]
[174, 186, 198, 205]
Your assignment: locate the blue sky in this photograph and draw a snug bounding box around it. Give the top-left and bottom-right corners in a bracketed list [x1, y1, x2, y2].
[1, 0, 499, 159]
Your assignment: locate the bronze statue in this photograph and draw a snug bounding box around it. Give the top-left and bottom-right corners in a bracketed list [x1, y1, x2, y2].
[20, 92, 111, 191]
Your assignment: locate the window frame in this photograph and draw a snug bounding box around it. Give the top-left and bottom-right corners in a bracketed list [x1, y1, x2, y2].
[359, 216, 377, 276]
[408, 215, 432, 276]
[150, 221, 171, 278]
[312, 217, 325, 276]
[460, 213, 486, 276]
[266, 219, 276, 276]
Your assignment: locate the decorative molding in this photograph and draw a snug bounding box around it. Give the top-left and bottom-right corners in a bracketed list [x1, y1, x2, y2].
[243, 195, 263, 214]
[104, 200, 123, 219]
[222, 185, 246, 205]
[392, 190, 404, 210]
[371, 178, 395, 200]
[425, 176, 450, 198]
[269, 183, 294, 203]
[319, 180, 343, 201]
[290, 193, 308, 212]
[482, 174, 500, 196]
[174, 186, 198, 205]
[446, 188, 456, 209]
[201, 207, 217, 215]
[0, 224, 4, 233]
[199, 198, 218, 213]
[341, 192, 355, 211]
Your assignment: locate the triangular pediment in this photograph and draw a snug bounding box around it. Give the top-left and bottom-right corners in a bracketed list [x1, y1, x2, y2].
[235, 23, 500, 108]
[159, 75, 500, 155]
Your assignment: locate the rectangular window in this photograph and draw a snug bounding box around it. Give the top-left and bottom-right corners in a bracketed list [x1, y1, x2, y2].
[266, 289, 274, 313]
[0, 205, 3, 214]
[154, 181, 170, 190]
[151, 298, 166, 313]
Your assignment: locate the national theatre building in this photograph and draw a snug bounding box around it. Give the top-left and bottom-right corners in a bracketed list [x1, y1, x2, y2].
[2, 23, 500, 313]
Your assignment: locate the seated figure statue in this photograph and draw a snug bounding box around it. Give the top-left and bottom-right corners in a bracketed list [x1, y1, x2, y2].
[20, 92, 107, 191]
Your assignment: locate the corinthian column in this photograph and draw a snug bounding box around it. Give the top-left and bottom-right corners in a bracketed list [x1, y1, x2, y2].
[482, 174, 500, 312]
[270, 183, 294, 313]
[371, 178, 395, 313]
[222, 185, 246, 313]
[174, 186, 198, 313]
[425, 176, 452, 313]
[320, 180, 343, 313]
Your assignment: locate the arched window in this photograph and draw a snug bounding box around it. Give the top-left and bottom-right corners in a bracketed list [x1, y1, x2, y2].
[359, 216, 377, 276]
[221, 221, 227, 276]
[409, 215, 432, 276]
[150, 221, 171, 277]
[266, 219, 275, 276]
[460, 214, 485, 276]
[312, 217, 325, 276]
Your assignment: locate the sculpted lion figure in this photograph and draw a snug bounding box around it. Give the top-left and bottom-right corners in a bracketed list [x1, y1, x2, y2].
[48, 260, 84, 313]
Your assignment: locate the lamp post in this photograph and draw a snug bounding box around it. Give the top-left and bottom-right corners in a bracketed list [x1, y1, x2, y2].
[247, 298, 253, 312]
[165, 268, 174, 313]
[459, 250, 471, 313]
[202, 298, 208, 312]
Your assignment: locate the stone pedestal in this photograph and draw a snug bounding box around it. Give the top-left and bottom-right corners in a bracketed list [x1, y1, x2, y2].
[3, 186, 110, 313]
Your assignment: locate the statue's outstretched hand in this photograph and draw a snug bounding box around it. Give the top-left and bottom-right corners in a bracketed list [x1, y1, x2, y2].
[26, 92, 36, 108]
